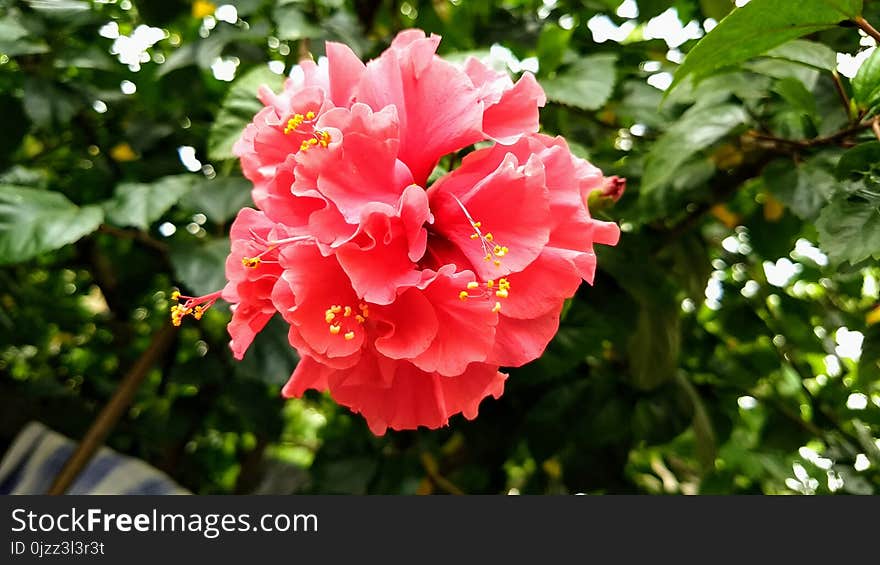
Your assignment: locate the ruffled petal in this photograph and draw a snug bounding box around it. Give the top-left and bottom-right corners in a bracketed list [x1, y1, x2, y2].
[429, 152, 551, 280]
[354, 31, 483, 185]
[410, 266, 498, 376]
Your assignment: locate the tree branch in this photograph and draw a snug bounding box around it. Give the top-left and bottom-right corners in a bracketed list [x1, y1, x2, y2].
[47, 324, 179, 495]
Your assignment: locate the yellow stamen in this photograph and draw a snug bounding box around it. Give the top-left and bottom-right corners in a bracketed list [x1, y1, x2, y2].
[305, 111, 316, 120]
[467, 281, 479, 290]
[487, 280, 494, 289]
[485, 233, 494, 241]
[171, 290, 180, 300]
[496, 289, 509, 299]
[329, 324, 341, 335]
[242, 256, 260, 268]
[344, 331, 355, 340]
[459, 291, 469, 301]
[492, 301, 502, 313]
[355, 315, 366, 324]
[325, 309, 336, 323]
[343, 306, 352, 317]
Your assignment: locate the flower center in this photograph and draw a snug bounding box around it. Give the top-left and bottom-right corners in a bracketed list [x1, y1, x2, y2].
[283, 110, 331, 152]
[324, 302, 370, 340]
[458, 277, 511, 313]
[448, 193, 510, 268]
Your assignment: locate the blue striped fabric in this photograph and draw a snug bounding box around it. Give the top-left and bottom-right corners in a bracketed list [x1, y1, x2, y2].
[0, 422, 188, 495]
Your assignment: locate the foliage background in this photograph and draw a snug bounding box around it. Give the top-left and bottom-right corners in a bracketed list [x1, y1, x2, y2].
[2, 0, 880, 494]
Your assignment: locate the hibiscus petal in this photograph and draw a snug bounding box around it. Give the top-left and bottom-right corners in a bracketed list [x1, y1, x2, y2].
[430, 153, 551, 280]
[410, 266, 497, 376]
[281, 354, 332, 398]
[489, 305, 562, 367]
[355, 31, 483, 185]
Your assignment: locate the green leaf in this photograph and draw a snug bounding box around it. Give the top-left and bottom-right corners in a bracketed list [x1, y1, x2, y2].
[764, 156, 837, 220]
[773, 77, 818, 117]
[170, 237, 231, 296]
[670, 0, 863, 92]
[816, 194, 880, 265]
[208, 66, 283, 161]
[103, 176, 195, 231]
[0, 185, 103, 265]
[273, 4, 320, 41]
[642, 103, 748, 192]
[179, 176, 254, 224]
[540, 53, 617, 111]
[852, 47, 880, 111]
[23, 78, 78, 128]
[836, 141, 880, 179]
[536, 23, 573, 77]
[764, 39, 838, 72]
[628, 304, 681, 391]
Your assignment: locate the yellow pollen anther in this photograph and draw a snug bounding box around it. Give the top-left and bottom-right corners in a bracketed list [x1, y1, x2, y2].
[344, 331, 355, 340]
[467, 282, 479, 290]
[242, 256, 261, 268]
[492, 301, 502, 313]
[470, 233, 479, 239]
[305, 111, 316, 120]
[459, 291, 469, 301]
[171, 290, 180, 300]
[284, 114, 305, 134]
[355, 315, 366, 324]
[484, 254, 492, 262]
[331, 305, 342, 313]
[344, 306, 352, 317]
[358, 303, 370, 318]
[496, 289, 509, 299]
[325, 309, 336, 323]
[485, 233, 494, 241]
[487, 280, 494, 288]
[472, 221, 481, 228]
[329, 324, 341, 335]
[494, 260, 501, 266]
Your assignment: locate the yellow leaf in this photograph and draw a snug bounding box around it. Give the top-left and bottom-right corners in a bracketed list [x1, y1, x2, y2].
[109, 142, 137, 162]
[763, 195, 784, 222]
[542, 458, 562, 479]
[866, 305, 880, 326]
[710, 204, 740, 229]
[192, 0, 216, 19]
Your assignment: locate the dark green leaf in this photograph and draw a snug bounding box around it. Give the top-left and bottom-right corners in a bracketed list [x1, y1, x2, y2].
[0, 185, 103, 264]
[273, 4, 320, 41]
[764, 39, 838, 72]
[670, 0, 862, 92]
[170, 237, 231, 296]
[816, 194, 880, 265]
[642, 103, 748, 192]
[536, 23, 573, 77]
[763, 156, 836, 220]
[103, 176, 195, 231]
[773, 77, 818, 118]
[852, 47, 880, 111]
[208, 66, 283, 161]
[628, 304, 681, 391]
[180, 176, 254, 224]
[540, 53, 617, 111]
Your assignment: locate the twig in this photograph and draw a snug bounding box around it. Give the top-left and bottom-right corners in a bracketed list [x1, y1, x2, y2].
[47, 324, 179, 495]
[419, 452, 464, 495]
[855, 16, 880, 45]
[744, 121, 873, 149]
[831, 70, 852, 118]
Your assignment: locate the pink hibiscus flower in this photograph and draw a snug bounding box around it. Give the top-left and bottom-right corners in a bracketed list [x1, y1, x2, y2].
[172, 30, 621, 435]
